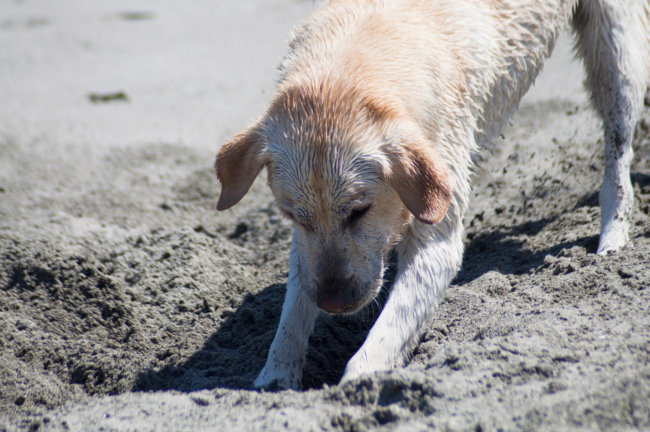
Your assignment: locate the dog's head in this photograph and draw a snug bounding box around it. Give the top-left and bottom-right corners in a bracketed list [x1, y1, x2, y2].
[215, 82, 451, 314]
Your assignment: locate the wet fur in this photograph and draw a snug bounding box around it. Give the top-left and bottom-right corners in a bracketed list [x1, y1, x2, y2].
[215, 0, 649, 389]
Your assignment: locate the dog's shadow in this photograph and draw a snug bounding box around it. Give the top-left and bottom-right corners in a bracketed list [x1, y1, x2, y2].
[133, 265, 394, 393]
[457, 172, 649, 284]
[455, 218, 599, 285]
[455, 213, 598, 285]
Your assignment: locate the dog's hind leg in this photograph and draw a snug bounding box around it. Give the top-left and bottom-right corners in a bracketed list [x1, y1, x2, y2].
[254, 236, 320, 389]
[572, 0, 649, 254]
[341, 220, 464, 381]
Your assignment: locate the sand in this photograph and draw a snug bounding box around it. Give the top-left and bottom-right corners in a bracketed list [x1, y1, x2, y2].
[1, 0, 649, 430]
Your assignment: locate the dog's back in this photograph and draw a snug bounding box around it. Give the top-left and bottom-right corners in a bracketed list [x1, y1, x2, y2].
[281, 0, 580, 148]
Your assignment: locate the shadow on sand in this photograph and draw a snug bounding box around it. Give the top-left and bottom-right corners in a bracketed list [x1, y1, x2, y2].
[455, 217, 599, 285]
[133, 266, 394, 393]
[457, 172, 650, 284]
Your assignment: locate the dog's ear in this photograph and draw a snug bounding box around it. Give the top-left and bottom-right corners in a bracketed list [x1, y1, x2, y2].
[215, 121, 267, 211]
[383, 138, 452, 224]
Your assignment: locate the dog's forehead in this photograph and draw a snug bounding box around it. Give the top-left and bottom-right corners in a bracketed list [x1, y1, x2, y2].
[262, 80, 393, 211]
[268, 143, 379, 209]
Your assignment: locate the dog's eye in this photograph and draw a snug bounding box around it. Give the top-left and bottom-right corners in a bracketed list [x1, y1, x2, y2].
[282, 210, 297, 222]
[281, 209, 313, 231]
[345, 205, 371, 227]
[281, 209, 298, 223]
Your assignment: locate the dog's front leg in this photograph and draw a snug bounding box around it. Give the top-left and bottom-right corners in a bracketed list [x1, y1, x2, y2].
[342, 222, 463, 382]
[254, 236, 320, 390]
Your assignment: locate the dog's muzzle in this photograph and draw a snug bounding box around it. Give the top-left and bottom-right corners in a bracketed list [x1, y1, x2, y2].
[315, 276, 362, 314]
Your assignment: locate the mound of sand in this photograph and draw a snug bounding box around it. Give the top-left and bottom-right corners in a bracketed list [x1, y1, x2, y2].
[1, 1, 649, 430]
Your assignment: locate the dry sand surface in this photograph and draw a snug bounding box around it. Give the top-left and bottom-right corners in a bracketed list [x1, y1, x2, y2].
[1, 0, 649, 430]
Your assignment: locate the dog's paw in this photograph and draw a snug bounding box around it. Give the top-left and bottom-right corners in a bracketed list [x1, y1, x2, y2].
[597, 218, 629, 255]
[340, 352, 390, 384]
[253, 363, 302, 390]
[339, 366, 364, 385]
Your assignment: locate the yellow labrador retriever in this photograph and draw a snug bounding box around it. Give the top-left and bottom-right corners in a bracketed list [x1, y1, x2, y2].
[215, 0, 649, 389]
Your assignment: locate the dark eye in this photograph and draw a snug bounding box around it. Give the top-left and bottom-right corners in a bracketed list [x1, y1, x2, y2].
[281, 209, 313, 231]
[281, 209, 299, 225]
[345, 205, 371, 227]
[280, 209, 295, 221]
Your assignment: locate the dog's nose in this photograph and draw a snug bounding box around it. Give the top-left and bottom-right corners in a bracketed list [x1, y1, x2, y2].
[315, 276, 358, 314]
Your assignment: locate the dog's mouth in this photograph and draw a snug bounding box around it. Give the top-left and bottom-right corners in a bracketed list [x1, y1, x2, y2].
[315, 277, 382, 315]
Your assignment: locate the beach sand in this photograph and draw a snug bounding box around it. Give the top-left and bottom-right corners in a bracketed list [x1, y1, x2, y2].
[1, 0, 649, 430]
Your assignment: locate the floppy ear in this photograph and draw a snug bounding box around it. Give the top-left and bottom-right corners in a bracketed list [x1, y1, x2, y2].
[215, 121, 267, 211]
[383, 138, 452, 224]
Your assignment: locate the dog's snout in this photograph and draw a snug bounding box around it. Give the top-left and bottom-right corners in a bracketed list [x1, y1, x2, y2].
[315, 275, 359, 314]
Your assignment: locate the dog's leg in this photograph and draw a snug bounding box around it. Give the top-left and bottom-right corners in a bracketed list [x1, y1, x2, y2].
[341, 221, 463, 381]
[254, 235, 320, 389]
[572, 0, 649, 254]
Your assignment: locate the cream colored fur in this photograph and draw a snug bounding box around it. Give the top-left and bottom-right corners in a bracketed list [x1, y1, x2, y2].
[215, 0, 649, 389]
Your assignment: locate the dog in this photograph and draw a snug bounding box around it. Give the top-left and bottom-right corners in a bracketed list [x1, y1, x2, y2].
[215, 0, 649, 389]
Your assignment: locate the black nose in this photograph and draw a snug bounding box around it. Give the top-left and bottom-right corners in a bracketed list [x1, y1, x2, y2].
[316, 276, 358, 314]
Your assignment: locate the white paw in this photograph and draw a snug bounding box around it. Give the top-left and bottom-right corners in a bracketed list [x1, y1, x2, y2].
[340, 351, 391, 384]
[340, 365, 364, 384]
[253, 362, 302, 390]
[597, 217, 629, 255]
